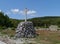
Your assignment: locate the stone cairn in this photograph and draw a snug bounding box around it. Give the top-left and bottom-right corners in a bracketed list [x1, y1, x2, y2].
[15, 21, 36, 38]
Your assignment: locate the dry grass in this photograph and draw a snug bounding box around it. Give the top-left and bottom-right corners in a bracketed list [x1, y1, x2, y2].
[36, 30, 60, 44]
[1, 29, 15, 37]
[1, 29, 60, 44]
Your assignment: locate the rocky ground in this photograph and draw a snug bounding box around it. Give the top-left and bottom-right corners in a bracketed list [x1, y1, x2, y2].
[0, 35, 37, 44]
[0, 35, 15, 44]
[0, 29, 60, 44]
[0, 41, 6, 44]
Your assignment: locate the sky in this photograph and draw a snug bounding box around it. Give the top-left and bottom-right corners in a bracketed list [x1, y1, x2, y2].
[0, 0, 60, 19]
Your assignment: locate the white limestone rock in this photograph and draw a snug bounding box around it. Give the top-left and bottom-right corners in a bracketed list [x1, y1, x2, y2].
[15, 21, 36, 38]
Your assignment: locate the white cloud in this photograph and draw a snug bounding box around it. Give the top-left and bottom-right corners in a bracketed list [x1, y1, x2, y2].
[0, 10, 2, 12]
[19, 11, 24, 14]
[19, 10, 36, 15]
[27, 10, 36, 14]
[11, 9, 37, 15]
[11, 9, 20, 14]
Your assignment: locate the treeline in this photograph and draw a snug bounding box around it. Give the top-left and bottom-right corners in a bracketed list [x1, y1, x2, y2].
[0, 12, 14, 28]
[28, 16, 60, 28]
[0, 12, 24, 28]
[1, 11, 60, 28]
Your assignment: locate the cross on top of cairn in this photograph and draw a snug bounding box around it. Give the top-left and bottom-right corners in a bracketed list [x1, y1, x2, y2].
[15, 8, 36, 38]
[24, 8, 29, 22]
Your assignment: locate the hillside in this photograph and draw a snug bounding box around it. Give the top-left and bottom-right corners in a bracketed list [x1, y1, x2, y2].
[0, 11, 60, 28]
[0, 12, 14, 28]
[28, 16, 60, 27]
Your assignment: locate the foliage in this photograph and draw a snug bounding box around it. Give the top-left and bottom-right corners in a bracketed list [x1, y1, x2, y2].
[28, 16, 60, 28]
[0, 12, 14, 28]
[1, 11, 60, 28]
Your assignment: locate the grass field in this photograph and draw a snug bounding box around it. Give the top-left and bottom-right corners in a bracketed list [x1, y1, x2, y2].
[36, 30, 60, 44]
[0, 29, 15, 37]
[0, 29, 60, 44]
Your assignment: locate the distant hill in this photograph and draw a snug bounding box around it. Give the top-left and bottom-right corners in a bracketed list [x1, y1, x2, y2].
[0, 11, 60, 28]
[28, 16, 60, 28]
[10, 16, 60, 28]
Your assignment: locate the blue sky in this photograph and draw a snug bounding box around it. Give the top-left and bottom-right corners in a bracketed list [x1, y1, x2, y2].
[0, 0, 60, 19]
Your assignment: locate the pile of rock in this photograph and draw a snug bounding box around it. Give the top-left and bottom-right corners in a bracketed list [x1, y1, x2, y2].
[15, 21, 36, 38]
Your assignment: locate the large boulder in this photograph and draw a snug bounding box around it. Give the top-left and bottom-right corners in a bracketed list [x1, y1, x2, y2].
[15, 21, 36, 38]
